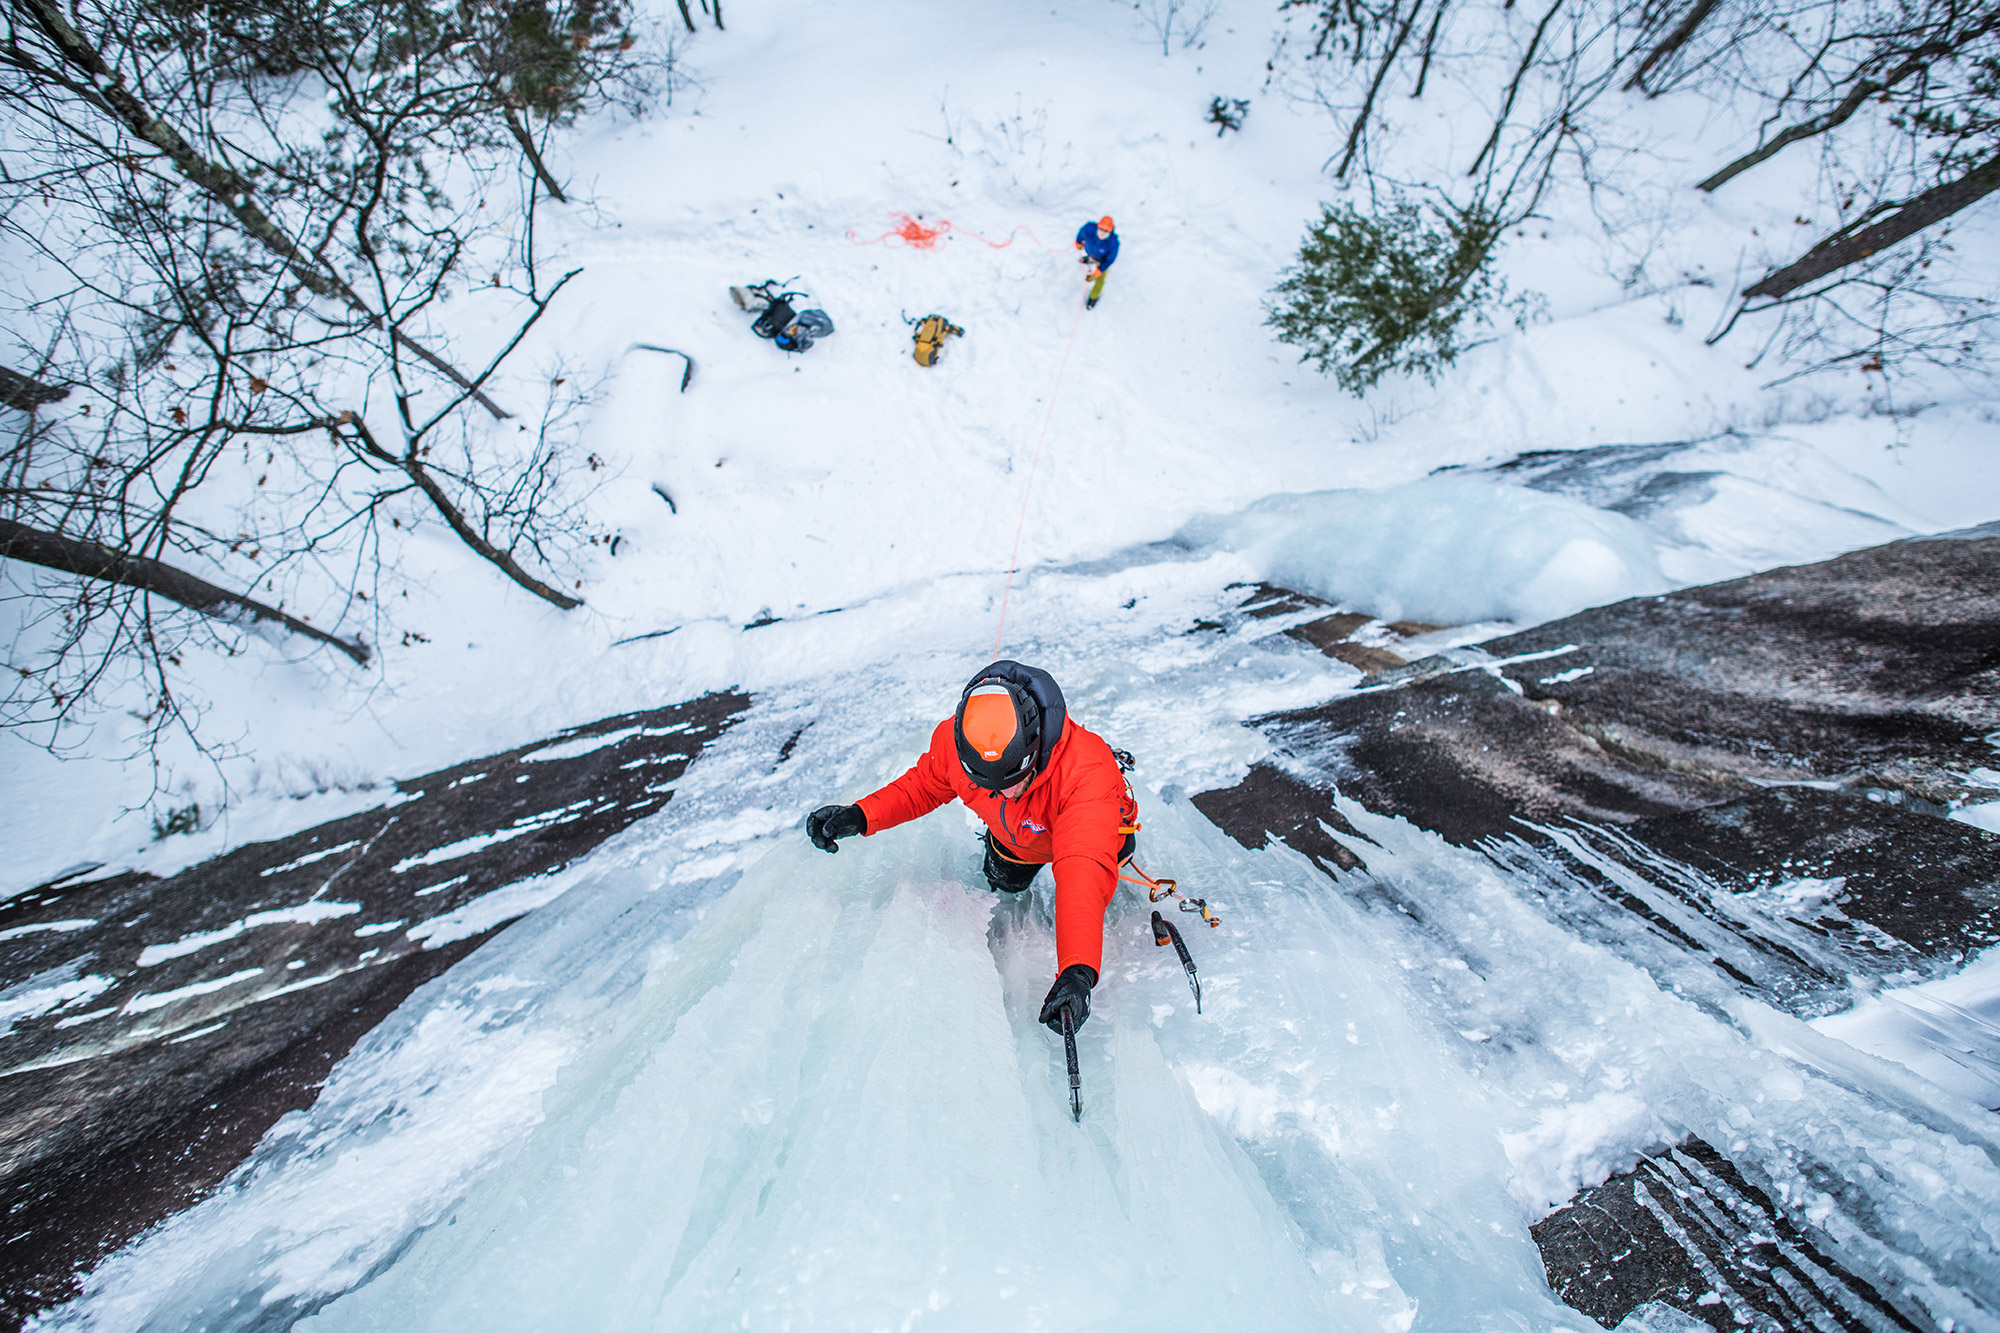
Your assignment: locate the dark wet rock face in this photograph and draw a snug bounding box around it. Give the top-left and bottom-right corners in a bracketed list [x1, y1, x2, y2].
[1199, 533, 2000, 986]
[1189, 528, 1999, 1333]
[1218, 582, 1436, 675]
[1251, 532, 2000, 845]
[1532, 1138, 1924, 1332]
[1479, 532, 2000, 800]
[1189, 764, 1372, 875]
[0, 691, 748, 1329]
[1258, 670, 1724, 845]
[1627, 787, 2000, 965]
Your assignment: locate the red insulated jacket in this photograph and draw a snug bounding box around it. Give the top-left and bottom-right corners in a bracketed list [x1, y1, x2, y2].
[855, 715, 1136, 975]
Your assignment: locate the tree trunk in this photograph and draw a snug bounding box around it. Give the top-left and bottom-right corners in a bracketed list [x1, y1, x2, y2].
[0, 367, 67, 412]
[503, 105, 568, 203]
[15, 0, 510, 420]
[0, 517, 370, 664]
[1742, 150, 2000, 300]
[1623, 0, 1719, 94]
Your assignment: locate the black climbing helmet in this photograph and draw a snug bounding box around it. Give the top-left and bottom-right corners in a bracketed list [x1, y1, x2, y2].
[955, 673, 1043, 792]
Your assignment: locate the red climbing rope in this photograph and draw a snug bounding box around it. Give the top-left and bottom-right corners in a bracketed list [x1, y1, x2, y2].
[992, 289, 1088, 660]
[848, 211, 1060, 253]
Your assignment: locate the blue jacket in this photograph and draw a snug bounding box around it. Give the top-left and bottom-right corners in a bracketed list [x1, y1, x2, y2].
[1076, 222, 1119, 269]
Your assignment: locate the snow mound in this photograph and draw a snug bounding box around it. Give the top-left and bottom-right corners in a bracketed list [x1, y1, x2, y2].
[1185, 477, 1669, 627]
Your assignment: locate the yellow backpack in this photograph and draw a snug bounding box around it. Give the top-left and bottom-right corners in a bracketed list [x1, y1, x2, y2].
[912, 314, 964, 367]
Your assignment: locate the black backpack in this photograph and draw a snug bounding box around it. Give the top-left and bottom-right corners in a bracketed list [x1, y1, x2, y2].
[735, 281, 836, 352]
[752, 295, 798, 341]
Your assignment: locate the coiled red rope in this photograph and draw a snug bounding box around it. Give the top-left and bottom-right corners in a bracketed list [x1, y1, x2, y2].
[848, 211, 1061, 253]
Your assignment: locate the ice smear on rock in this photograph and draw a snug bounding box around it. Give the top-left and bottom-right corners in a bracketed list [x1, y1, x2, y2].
[1184, 477, 1668, 627]
[293, 817, 1362, 1332]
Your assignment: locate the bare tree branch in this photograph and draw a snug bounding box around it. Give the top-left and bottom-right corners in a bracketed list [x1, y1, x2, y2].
[1623, 0, 1719, 93]
[1742, 148, 2000, 299]
[502, 103, 568, 203]
[10, 0, 512, 419]
[1698, 50, 1934, 191]
[1333, 0, 1424, 178]
[0, 516, 370, 663]
[1469, 0, 1564, 177]
[333, 414, 583, 609]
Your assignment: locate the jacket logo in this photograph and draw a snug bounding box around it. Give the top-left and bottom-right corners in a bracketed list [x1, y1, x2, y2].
[1020, 819, 1047, 834]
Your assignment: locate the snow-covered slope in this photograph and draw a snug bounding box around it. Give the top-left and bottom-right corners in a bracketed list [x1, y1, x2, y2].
[6, 0, 1999, 882]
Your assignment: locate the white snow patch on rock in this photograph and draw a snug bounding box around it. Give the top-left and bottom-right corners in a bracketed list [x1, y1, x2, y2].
[0, 968, 115, 1036]
[1500, 1089, 1666, 1215]
[136, 902, 362, 966]
[123, 968, 266, 1015]
[0, 918, 98, 942]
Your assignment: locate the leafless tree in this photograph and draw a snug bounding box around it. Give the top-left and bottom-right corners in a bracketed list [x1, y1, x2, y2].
[1273, 0, 2000, 386]
[1695, 0, 2000, 192]
[0, 0, 669, 764]
[1648, 0, 2000, 376]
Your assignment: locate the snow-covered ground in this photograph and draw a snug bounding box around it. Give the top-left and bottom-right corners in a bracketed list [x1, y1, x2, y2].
[7, 0, 2000, 1327]
[8, 0, 1999, 881]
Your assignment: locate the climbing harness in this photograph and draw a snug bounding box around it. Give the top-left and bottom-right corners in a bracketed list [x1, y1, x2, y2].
[1152, 910, 1201, 1013]
[1111, 750, 1213, 1012]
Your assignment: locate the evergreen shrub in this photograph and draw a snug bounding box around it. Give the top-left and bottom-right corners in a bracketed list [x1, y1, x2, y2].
[1267, 197, 1510, 393]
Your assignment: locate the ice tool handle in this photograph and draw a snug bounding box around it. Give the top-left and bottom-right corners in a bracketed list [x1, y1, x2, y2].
[1151, 910, 1201, 1014]
[1062, 1010, 1082, 1124]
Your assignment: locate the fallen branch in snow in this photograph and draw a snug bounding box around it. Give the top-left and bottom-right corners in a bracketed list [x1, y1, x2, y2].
[632, 345, 696, 391]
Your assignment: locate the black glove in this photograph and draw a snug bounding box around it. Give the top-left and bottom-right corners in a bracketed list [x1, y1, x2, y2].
[806, 804, 866, 852]
[1039, 963, 1098, 1034]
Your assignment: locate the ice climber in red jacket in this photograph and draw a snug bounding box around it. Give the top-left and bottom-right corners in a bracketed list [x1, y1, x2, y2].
[806, 661, 1138, 1036]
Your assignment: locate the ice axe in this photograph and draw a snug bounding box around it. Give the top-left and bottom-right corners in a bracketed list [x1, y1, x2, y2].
[1062, 1009, 1082, 1124]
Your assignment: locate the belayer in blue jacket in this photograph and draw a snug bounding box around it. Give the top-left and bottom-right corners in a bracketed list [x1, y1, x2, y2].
[1074, 216, 1119, 309]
